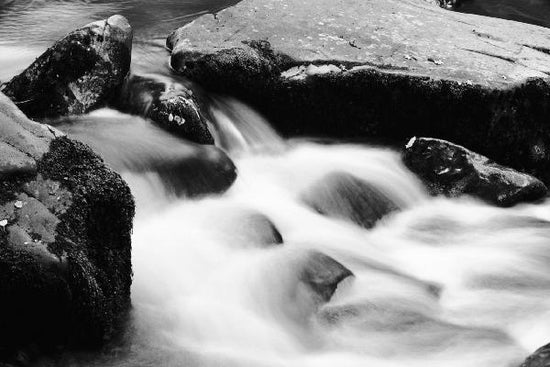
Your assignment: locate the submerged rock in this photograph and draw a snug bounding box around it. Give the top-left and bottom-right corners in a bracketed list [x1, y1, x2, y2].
[403, 137, 547, 206]
[167, 0, 550, 184]
[1, 15, 132, 119]
[520, 343, 550, 367]
[299, 250, 354, 303]
[0, 93, 134, 358]
[210, 208, 283, 247]
[301, 172, 399, 229]
[116, 74, 213, 144]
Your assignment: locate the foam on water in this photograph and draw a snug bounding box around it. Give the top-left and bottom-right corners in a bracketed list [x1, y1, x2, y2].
[51, 99, 550, 367]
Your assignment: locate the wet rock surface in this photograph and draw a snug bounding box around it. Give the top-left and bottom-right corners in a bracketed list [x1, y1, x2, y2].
[116, 74, 214, 144]
[168, 0, 550, 184]
[1, 15, 132, 119]
[299, 250, 353, 303]
[0, 93, 134, 359]
[302, 172, 399, 229]
[403, 137, 548, 206]
[520, 343, 550, 367]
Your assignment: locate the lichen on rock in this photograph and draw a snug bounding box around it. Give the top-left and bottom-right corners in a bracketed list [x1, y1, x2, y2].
[0, 91, 134, 359]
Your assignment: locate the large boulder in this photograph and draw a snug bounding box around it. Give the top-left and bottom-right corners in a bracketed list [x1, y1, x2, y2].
[0, 93, 134, 359]
[0, 15, 132, 119]
[115, 74, 214, 144]
[403, 137, 547, 206]
[167, 0, 550, 184]
[520, 343, 550, 367]
[301, 172, 399, 229]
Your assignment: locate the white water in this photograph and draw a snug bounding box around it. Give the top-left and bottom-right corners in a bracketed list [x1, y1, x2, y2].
[55, 100, 550, 367]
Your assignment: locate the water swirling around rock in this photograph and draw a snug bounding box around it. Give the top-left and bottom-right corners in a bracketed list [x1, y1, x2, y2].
[1, 1, 550, 367]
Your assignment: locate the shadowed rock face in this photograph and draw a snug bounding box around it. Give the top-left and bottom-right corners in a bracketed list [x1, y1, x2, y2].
[0, 93, 134, 359]
[1, 15, 132, 119]
[302, 172, 399, 229]
[116, 74, 214, 144]
[403, 137, 548, 206]
[299, 250, 353, 303]
[167, 0, 550, 184]
[520, 343, 550, 367]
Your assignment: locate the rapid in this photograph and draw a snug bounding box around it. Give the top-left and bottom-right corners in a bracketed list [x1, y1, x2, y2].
[1, 1, 549, 367]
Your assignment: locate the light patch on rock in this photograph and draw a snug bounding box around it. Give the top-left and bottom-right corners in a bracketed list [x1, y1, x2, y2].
[406, 136, 417, 149]
[281, 64, 343, 81]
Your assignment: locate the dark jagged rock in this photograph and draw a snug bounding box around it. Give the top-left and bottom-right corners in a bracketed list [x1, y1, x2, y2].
[0, 93, 134, 360]
[299, 250, 353, 303]
[520, 343, 550, 367]
[1, 15, 132, 119]
[302, 172, 399, 229]
[115, 74, 214, 144]
[167, 0, 550, 184]
[51, 110, 236, 198]
[403, 137, 547, 207]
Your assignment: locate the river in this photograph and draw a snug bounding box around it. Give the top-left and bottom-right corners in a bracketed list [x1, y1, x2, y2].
[0, 1, 549, 367]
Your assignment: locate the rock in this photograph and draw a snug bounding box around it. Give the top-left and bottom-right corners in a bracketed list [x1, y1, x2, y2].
[115, 74, 214, 144]
[0, 15, 132, 119]
[211, 208, 283, 247]
[167, 0, 550, 184]
[520, 343, 550, 367]
[403, 137, 548, 206]
[301, 172, 399, 229]
[0, 93, 134, 359]
[299, 250, 353, 303]
[51, 109, 236, 198]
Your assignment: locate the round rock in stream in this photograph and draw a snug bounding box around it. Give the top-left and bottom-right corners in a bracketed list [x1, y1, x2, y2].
[403, 137, 548, 207]
[0, 93, 134, 360]
[116, 74, 214, 144]
[520, 343, 550, 367]
[301, 171, 399, 229]
[0, 15, 132, 119]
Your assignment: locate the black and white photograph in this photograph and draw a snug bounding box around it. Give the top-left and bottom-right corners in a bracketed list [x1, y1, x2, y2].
[1, 0, 550, 366]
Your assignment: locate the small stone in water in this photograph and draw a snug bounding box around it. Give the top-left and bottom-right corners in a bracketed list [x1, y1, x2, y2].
[168, 113, 174, 122]
[0, 219, 7, 227]
[14, 200, 23, 209]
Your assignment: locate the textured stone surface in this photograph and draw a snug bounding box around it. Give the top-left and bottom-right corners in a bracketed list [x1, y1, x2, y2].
[1, 15, 132, 119]
[168, 0, 550, 87]
[116, 74, 214, 144]
[0, 93, 135, 359]
[520, 343, 550, 367]
[403, 137, 548, 206]
[167, 0, 550, 184]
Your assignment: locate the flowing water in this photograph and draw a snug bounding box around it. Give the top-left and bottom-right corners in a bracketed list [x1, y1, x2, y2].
[1, 1, 550, 367]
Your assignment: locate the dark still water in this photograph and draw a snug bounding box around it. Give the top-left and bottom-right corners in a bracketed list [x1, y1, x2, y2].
[456, 0, 550, 29]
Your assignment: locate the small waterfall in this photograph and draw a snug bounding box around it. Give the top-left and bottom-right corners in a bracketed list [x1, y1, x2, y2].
[208, 96, 287, 156]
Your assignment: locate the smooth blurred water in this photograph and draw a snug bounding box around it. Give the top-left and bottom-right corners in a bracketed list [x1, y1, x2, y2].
[33, 101, 549, 367]
[1, 1, 549, 366]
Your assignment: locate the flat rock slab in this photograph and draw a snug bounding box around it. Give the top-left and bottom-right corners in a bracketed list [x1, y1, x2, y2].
[169, 0, 550, 87]
[168, 0, 550, 184]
